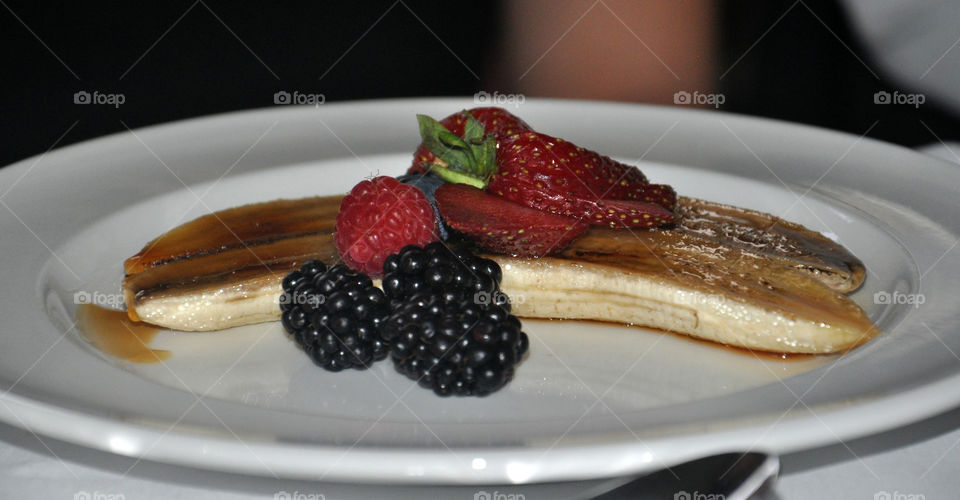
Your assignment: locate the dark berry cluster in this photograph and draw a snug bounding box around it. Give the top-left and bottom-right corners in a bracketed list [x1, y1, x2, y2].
[380, 243, 528, 396]
[280, 260, 390, 371]
[381, 241, 502, 305]
[382, 292, 529, 396]
[279, 243, 529, 397]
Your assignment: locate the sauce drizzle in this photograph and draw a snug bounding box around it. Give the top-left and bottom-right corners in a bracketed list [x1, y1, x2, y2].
[77, 304, 170, 363]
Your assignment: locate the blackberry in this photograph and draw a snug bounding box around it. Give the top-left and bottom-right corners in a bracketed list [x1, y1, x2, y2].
[279, 245, 529, 396]
[383, 292, 529, 397]
[280, 260, 390, 371]
[381, 241, 503, 306]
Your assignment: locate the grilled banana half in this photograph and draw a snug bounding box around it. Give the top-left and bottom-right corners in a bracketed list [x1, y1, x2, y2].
[122, 196, 876, 354]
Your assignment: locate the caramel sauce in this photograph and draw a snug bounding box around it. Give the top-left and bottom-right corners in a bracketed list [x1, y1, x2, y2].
[124, 195, 343, 275]
[77, 304, 170, 363]
[125, 234, 335, 294]
[673, 196, 865, 292]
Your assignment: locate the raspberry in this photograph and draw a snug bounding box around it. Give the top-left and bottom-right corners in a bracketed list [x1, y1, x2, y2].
[334, 176, 438, 276]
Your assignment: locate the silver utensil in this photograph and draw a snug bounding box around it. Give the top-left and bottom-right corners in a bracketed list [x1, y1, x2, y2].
[592, 452, 780, 500]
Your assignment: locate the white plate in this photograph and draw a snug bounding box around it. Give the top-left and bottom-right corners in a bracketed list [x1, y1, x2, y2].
[1, 98, 959, 485]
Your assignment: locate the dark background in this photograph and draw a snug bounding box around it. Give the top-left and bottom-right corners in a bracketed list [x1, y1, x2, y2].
[2, 0, 958, 168]
[720, 1, 960, 148]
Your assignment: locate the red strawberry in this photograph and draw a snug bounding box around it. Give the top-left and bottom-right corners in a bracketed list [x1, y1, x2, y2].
[623, 183, 677, 210]
[409, 107, 531, 175]
[434, 183, 587, 257]
[335, 176, 438, 276]
[494, 178, 675, 228]
[488, 131, 675, 227]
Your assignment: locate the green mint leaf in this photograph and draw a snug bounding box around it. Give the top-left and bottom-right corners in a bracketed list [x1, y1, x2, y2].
[415, 113, 495, 189]
[474, 134, 497, 179]
[417, 114, 475, 173]
[427, 163, 487, 189]
[462, 112, 485, 143]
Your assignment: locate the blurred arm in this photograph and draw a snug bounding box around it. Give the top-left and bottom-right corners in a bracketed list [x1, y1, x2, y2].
[496, 0, 718, 103]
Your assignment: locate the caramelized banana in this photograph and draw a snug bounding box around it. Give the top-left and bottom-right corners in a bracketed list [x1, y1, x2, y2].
[122, 196, 876, 353]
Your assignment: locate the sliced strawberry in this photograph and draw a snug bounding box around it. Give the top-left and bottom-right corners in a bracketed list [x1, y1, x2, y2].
[485, 131, 673, 227]
[434, 183, 588, 257]
[491, 179, 674, 228]
[578, 197, 675, 228]
[409, 107, 531, 175]
[413, 112, 677, 231]
[489, 131, 675, 209]
[490, 132, 602, 199]
[612, 183, 677, 210]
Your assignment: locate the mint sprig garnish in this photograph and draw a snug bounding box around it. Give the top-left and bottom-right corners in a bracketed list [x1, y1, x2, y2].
[416, 112, 497, 189]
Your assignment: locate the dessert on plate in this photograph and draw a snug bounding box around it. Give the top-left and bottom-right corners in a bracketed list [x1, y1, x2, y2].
[118, 106, 877, 395]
